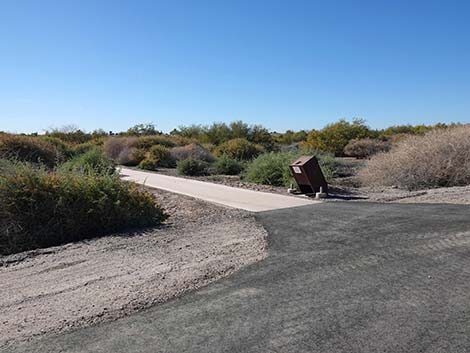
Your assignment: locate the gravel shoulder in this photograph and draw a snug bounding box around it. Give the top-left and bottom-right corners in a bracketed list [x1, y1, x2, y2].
[0, 189, 268, 349]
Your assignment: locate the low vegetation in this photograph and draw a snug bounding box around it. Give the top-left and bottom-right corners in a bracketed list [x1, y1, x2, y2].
[213, 154, 245, 175]
[145, 145, 176, 168]
[0, 159, 167, 255]
[214, 138, 264, 160]
[170, 143, 215, 163]
[103, 137, 137, 160]
[59, 148, 115, 175]
[359, 125, 470, 190]
[245, 151, 337, 187]
[177, 158, 209, 176]
[0, 135, 62, 168]
[1, 120, 466, 250]
[343, 138, 391, 158]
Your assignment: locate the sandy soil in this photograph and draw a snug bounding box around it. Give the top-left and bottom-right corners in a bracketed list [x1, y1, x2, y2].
[0, 189, 268, 349]
[331, 183, 470, 204]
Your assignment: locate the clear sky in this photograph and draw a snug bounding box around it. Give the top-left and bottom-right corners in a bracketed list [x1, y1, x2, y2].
[1, 0, 469, 134]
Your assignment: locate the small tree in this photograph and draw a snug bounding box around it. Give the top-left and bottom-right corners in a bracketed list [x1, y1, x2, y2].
[302, 119, 374, 156]
[126, 123, 160, 136]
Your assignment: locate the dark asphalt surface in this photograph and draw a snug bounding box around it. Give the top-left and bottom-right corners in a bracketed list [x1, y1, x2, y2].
[8, 202, 470, 353]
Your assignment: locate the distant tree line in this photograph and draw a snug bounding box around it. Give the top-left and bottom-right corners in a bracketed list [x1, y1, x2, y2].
[16, 119, 461, 157]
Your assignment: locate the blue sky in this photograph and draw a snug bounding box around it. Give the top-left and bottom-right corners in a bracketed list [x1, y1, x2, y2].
[1, 0, 469, 133]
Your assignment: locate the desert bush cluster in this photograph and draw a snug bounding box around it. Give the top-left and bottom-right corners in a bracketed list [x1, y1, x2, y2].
[359, 125, 470, 190]
[0, 135, 64, 168]
[171, 120, 274, 148]
[0, 135, 167, 255]
[343, 138, 392, 158]
[177, 158, 209, 176]
[299, 119, 457, 157]
[245, 151, 337, 187]
[214, 138, 264, 160]
[2, 118, 466, 253]
[213, 155, 245, 175]
[171, 143, 216, 163]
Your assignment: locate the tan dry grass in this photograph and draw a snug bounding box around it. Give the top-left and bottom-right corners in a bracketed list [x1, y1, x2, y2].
[359, 125, 470, 190]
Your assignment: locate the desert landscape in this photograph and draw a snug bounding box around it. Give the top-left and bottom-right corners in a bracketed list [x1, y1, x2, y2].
[2, 1, 470, 352]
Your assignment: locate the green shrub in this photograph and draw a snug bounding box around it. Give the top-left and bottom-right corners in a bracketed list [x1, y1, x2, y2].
[215, 138, 264, 160]
[170, 143, 215, 163]
[136, 135, 176, 149]
[167, 136, 195, 146]
[148, 145, 176, 168]
[72, 141, 98, 155]
[59, 148, 115, 175]
[41, 136, 74, 160]
[245, 152, 337, 187]
[138, 157, 159, 170]
[301, 119, 374, 156]
[213, 154, 244, 175]
[177, 158, 209, 176]
[0, 161, 167, 255]
[45, 127, 92, 144]
[244, 152, 297, 187]
[0, 135, 59, 168]
[126, 123, 160, 136]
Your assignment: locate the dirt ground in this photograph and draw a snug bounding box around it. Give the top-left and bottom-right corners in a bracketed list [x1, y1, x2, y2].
[0, 189, 268, 349]
[329, 157, 470, 204]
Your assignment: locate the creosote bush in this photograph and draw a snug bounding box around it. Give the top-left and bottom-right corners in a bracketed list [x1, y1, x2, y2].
[138, 157, 159, 171]
[147, 145, 176, 168]
[59, 148, 115, 175]
[244, 152, 294, 187]
[214, 138, 264, 160]
[72, 141, 99, 155]
[136, 135, 177, 149]
[0, 160, 167, 255]
[0, 135, 61, 168]
[359, 125, 470, 190]
[245, 152, 337, 187]
[213, 154, 244, 175]
[301, 119, 374, 156]
[41, 136, 74, 159]
[177, 158, 209, 176]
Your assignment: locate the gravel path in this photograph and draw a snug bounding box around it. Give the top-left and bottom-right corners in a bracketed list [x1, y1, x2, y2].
[0, 189, 268, 349]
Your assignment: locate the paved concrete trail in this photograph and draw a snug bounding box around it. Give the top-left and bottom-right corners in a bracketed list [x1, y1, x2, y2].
[120, 167, 316, 211]
[10, 202, 470, 353]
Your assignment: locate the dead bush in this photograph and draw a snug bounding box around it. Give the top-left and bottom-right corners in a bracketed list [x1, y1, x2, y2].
[116, 147, 146, 166]
[103, 137, 137, 160]
[359, 125, 470, 190]
[170, 143, 216, 163]
[344, 138, 391, 158]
